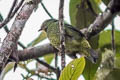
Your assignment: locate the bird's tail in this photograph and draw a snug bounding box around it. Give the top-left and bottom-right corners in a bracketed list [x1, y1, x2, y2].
[87, 49, 98, 63]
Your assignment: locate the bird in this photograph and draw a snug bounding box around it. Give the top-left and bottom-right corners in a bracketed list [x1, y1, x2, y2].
[39, 19, 98, 63]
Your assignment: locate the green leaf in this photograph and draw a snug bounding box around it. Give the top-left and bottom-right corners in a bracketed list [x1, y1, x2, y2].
[98, 30, 120, 54]
[69, 0, 101, 30]
[115, 53, 120, 69]
[27, 31, 47, 47]
[88, 35, 100, 49]
[44, 54, 54, 64]
[89, 0, 101, 13]
[1, 62, 14, 80]
[83, 53, 101, 80]
[59, 57, 85, 80]
[94, 49, 115, 80]
[104, 68, 120, 80]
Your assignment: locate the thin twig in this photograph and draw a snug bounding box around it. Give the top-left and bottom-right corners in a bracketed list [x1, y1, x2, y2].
[111, 20, 116, 55]
[85, 0, 119, 39]
[41, 1, 59, 78]
[0, 0, 18, 28]
[55, 52, 58, 68]
[86, 0, 97, 16]
[55, 52, 60, 80]
[0, 0, 37, 75]
[10, 0, 24, 18]
[7, 0, 18, 19]
[36, 59, 59, 73]
[18, 42, 26, 49]
[21, 64, 55, 80]
[40, 2, 53, 19]
[13, 0, 120, 62]
[21, 47, 59, 78]
[58, 0, 65, 70]
[0, 0, 24, 29]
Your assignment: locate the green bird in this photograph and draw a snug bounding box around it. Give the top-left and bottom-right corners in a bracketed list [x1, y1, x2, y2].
[39, 19, 98, 63]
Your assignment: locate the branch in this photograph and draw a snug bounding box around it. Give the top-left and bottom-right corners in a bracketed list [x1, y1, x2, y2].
[18, 43, 57, 61]
[0, 0, 24, 29]
[85, 0, 120, 39]
[16, 0, 120, 62]
[36, 59, 60, 74]
[0, 13, 26, 49]
[40, 2, 53, 19]
[111, 20, 115, 55]
[7, 0, 18, 19]
[58, 0, 65, 69]
[0, 0, 119, 76]
[0, 0, 40, 75]
[0, 0, 119, 79]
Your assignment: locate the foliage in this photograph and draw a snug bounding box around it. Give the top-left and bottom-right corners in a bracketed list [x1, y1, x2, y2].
[44, 54, 54, 64]
[69, 0, 101, 29]
[27, 31, 47, 47]
[69, 0, 120, 80]
[1, 0, 120, 80]
[0, 63, 15, 80]
[59, 57, 85, 80]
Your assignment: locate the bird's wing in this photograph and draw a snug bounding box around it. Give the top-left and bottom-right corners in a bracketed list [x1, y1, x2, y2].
[64, 23, 85, 40]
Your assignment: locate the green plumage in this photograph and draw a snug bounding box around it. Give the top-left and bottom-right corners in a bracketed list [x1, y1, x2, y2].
[40, 19, 98, 63]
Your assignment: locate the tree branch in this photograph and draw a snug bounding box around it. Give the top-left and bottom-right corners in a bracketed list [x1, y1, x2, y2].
[7, 0, 18, 19]
[36, 59, 60, 74]
[0, 0, 24, 29]
[111, 20, 115, 55]
[85, 0, 120, 39]
[18, 43, 57, 61]
[0, 0, 40, 75]
[0, 13, 26, 49]
[0, 0, 120, 76]
[15, 0, 120, 62]
[40, 2, 53, 19]
[58, 0, 65, 69]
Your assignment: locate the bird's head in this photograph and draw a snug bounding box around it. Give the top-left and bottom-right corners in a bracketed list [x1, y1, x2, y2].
[38, 19, 57, 31]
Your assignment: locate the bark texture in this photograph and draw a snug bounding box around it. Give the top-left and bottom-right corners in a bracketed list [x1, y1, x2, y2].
[0, 0, 40, 75]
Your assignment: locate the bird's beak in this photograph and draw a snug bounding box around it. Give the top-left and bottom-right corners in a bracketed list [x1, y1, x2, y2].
[38, 28, 42, 31]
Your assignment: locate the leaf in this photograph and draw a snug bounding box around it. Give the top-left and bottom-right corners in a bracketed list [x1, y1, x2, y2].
[95, 0, 101, 4]
[89, 0, 101, 13]
[98, 30, 120, 54]
[59, 57, 85, 80]
[89, 30, 120, 71]
[88, 35, 100, 49]
[83, 53, 101, 80]
[1, 62, 14, 80]
[44, 54, 54, 64]
[69, 0, 101, 51]
[101, 49, 114, 69]
[115, 53, 120, 69]
[27, 31, 47, 47]
[18, 63, 26, 69]
[104, 68, 120, 80]
[93, 49, 114, 80]
[69, 0, 101, 30]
